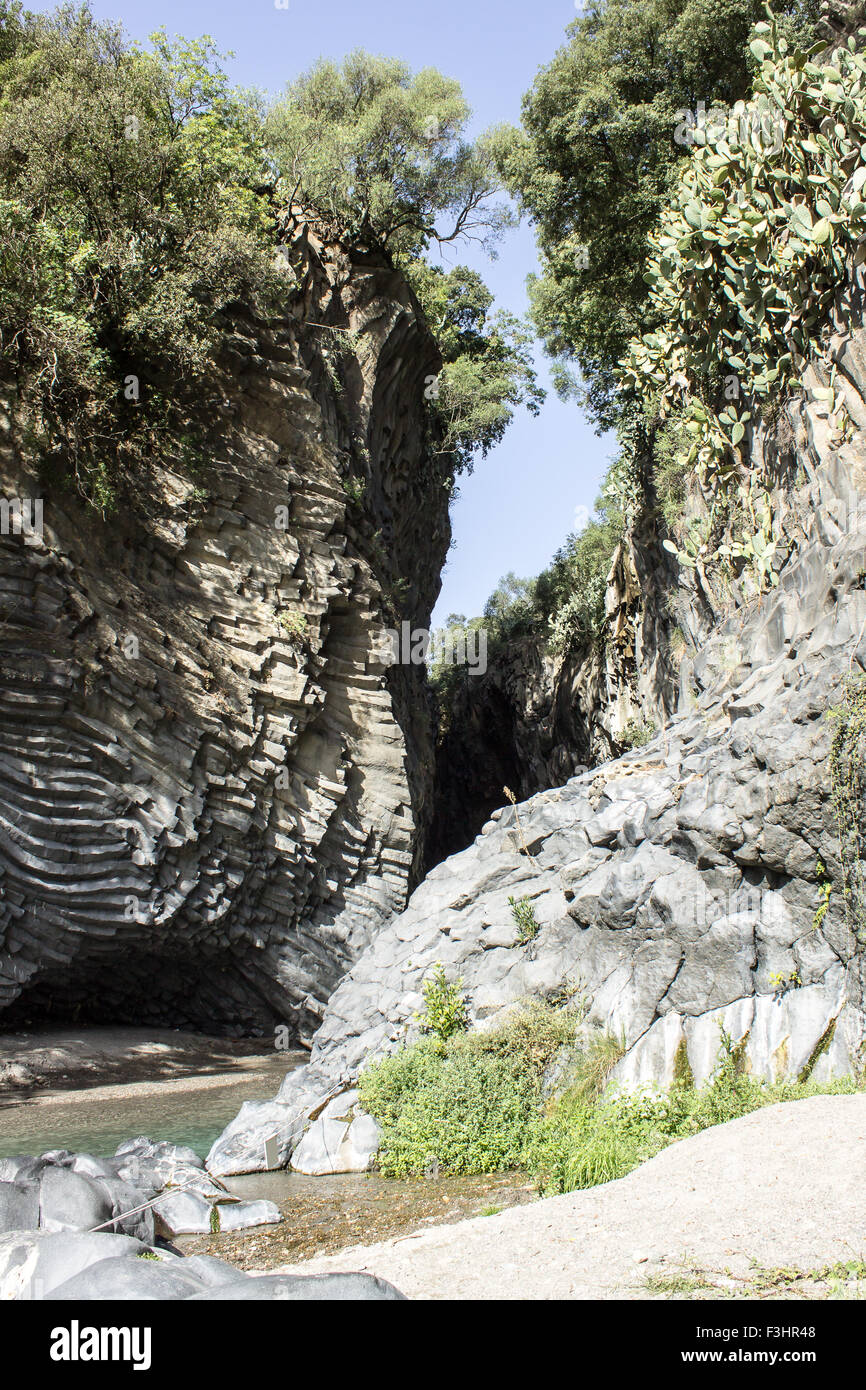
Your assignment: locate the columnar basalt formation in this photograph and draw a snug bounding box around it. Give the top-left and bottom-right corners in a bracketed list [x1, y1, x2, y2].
[0, 213, 450, 1039]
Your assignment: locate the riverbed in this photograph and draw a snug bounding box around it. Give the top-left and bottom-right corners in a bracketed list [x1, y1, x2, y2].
[0, 1027, 538, 1263]
[0, 1026, 300, 1159]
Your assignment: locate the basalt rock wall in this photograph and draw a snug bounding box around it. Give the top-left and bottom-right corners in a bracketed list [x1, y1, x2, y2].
[0, 214, 450, 1040]
[209, 288, 866, 1174]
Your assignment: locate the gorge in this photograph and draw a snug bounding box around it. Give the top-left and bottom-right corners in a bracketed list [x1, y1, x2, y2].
[2, 0, 866, 1307]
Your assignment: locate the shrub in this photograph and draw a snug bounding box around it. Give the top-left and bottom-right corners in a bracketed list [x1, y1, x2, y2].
[622, 13, 866, 564]
[529, 1028, 858, 1194]
[0, 7, 281, 506]
[416, 963, 467, 1042]
[620, 718, 655, 751]
[359, 1000, 580, 1177]
[278, 610, 310, 647]
[358, 1037, 538, 1177]
[362, 1008, 861, 1190]
[568, 1028, 626, 1102]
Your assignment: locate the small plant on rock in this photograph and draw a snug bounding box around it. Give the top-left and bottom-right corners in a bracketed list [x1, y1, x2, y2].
[769, 969, 803, 998]
[814, 859, 833, 931]
[417, 963, 467, 1043]
[620, 717, 654, 751]
[277, 609, 310, 647]
[509, 894, 540, 946]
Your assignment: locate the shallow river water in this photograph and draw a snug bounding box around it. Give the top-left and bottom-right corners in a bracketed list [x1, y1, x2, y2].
[0, 1053, 297, 1160]
[0, 1041, 537, 1263]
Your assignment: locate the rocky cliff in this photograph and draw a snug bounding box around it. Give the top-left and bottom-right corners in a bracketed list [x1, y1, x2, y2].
[209, 299, 866, 1173]
[0, 212, 451, 1040]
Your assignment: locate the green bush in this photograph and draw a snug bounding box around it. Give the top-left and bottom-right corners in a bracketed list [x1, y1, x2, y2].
[0, 5, 281, 507]
[361, 1010, 860, 1188]
[0, 10, 542, 506]
[619, 718, 655, 751]
[416, 963, 468, 1042]
[529, 1029, 859, 1194]
[359, 1000, 581, 1177]
[359, 1037, 539, 1177]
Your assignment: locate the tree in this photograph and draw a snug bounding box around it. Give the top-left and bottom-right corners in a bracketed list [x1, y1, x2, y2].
[267, 50, 545, 475]
[494, 0, 822, 431]
[399, 260, 544, 473]
[267, 50, 511, 256]
[0, 4, 279, 506]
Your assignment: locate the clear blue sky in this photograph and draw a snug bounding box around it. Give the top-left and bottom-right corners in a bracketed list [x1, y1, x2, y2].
[38, 0, 614, 625]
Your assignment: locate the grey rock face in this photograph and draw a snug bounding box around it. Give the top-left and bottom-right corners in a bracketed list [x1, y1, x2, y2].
[211, 417, 866, 1170]
[38, 1166, 113, 1234]
[46, 1254, 210, 1302]
[0, 212, 450, 1039]
[429, 286, 866, 870]
[0, 1229, 145, 1299]
[0, 1224, 407, 1300]
[289, 1089, 381, 1175]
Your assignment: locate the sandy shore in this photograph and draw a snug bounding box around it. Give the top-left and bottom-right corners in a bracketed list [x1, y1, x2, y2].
[0, 1026, 289, 1102]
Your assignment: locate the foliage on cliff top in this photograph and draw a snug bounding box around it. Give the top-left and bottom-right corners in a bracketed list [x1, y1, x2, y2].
[0, 2, 280, 508]
[494, 0, 822, 431]
[397, 260, 544, 474]
[622, 14, 866, 507]
[0, 7, 541, 504]
[270, 54, 543, 476]
[267, 49, 512, 258]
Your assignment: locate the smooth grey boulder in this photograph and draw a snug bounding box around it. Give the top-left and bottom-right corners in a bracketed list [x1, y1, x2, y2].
[113, 1139, 226, 1212]
[0, 1229, 144, 1299]
[0, 1156, 45, 1184]
[46, 1254, 209, 1301]
[187, 1272, 406, 1300]
[92, 1176, 156, 1243]
[152, 1189, 216, 1237]
[154, 1188, 281, 1236]
[214, 1199, 281, 1232]
[291, 1091, 380, 1175]
[207, 1063, 363, 1177]
[178, 1253, 248, 1288]
[39, 1165, 113, 1234]
[116, 1138, 204, 1169]
[67, 1154, 119, 1181]
[0, 1179, 40, 1234]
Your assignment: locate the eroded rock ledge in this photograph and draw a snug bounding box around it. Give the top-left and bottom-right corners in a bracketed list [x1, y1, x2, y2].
[0, 214, 450, 1038]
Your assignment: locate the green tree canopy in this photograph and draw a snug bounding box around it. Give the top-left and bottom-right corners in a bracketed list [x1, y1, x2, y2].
[400, 261, 543, 473]
[494, 0, 821, 430]
[0, 12, 540, 503]
[0, 2, 278, 505]
[267, 50, 512, 256]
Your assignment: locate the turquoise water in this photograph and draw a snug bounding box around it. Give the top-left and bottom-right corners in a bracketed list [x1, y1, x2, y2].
[0, 1059, 300, 1161]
